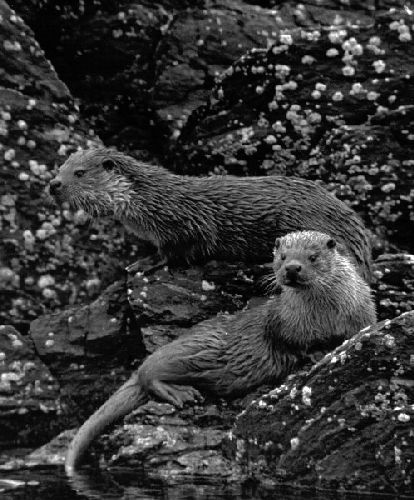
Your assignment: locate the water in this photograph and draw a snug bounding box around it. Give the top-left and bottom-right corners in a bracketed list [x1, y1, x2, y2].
[0, 467, 269, 500]
[0, 466, 411, 500]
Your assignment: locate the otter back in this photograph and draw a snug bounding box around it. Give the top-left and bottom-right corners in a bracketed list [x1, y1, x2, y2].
[52, 148, 372, 281]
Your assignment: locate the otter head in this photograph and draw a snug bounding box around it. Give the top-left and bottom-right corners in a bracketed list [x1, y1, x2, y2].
[49, 148, 133, 218]
[273, 231, 337, 289]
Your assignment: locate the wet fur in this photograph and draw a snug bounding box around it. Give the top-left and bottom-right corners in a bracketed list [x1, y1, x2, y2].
[53, 148, 372, 280]
[65, 231, 376, 474]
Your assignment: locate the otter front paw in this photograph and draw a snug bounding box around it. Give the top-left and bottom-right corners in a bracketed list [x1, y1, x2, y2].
[151, 381, 203, 408]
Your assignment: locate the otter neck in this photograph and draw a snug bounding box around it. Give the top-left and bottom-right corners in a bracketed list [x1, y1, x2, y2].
[113, 167, 218, 259]
[266, 273, 357, 351]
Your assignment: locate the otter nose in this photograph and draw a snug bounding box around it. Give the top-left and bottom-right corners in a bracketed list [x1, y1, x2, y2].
[49, 179, 62, 195]
[285, 262, 302, 277]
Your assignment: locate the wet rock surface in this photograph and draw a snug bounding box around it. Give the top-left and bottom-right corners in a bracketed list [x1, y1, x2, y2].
[0, 325, 62, 446]
[169, 6, 414, 253]
[8, 0, 288, 151]
[0, 0, 149, 330]
[373, 254, 414, 321]
[231, 311, 414, 495]
[1, 0, 414, 495]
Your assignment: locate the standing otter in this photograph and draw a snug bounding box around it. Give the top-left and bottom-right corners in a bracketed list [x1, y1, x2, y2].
[49, 148, 372, 281]
[65, 231, 376, 475]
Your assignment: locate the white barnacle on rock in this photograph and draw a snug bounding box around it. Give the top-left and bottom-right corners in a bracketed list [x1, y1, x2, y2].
[284, 80, 297, 91]
[9, 334, 23, 348]
[27, 98, 36, 109]
[381, 182, 396, 193]
[342, 65, 355, 76]
[37, 274, 55, 289]
[264, 134, 277, 145]
[373, 60, 386, 73]
[279, 33, 293, 45]
[399, 31, 412, 42]
[17, 120, 27, 130]
[4, 148, 15, 161]
[302, 386, 312, 406]
[326, 48, 339, 57]
[397, 413, 410, 423]
[18, 172, 29, 181]
[328, 29, 347, 44]
[272, 44, 288, 55]
[42, 288, 56, 299]
[332, 91, 344, 102]
[3, 40, 22, 51]
[366, 91, 380, 101]
[342, 37, 363, 56]
[268, 100, 278, 111]
[301, 55, 315, 65]
[290, 437, 300, 450]
[383, 334, 396, 348]
[275, 64, 291, 77]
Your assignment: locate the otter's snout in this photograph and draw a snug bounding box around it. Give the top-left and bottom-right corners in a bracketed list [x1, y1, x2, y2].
[284, 260, 302, 284]
[49, 179, 62, 196]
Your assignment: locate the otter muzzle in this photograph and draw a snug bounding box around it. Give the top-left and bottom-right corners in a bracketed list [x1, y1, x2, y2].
[49, 179, 62, 196]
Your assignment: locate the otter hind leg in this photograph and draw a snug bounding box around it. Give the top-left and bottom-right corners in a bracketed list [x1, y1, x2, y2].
[150, 380, 203, 408]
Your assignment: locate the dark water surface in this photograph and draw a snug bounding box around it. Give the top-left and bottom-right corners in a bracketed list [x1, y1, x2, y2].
[1, 466, 411, 500]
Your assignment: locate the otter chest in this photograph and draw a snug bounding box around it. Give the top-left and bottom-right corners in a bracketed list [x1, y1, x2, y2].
[281, 297, 348, 346]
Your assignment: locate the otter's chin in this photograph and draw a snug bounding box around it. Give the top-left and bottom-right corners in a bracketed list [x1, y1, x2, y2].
[283, 278, 309, 288]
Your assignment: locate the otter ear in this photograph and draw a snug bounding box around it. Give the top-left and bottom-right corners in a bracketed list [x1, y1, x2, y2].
[274, 238, 281, 250]
[326, 238, 336, 249]
[102, 159, 115, 171]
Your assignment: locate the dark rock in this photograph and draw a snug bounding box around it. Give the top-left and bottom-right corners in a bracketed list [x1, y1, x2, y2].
[0, 325, 62, 447]
[231, 311, 414, 495]
[295, 110, 414, 252]
[128, 261, 267, 329]
[0, 1, 147, 329]
[8, 0, 287, 151]
[29, 280, 133, 364]
[372, 254, 414, 321]
[169, 6, 414, 252]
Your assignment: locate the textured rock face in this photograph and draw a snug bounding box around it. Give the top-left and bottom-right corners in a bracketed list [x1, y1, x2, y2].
[231, 311, 414, 495]
[0, 325, 62, 446]
[373, 254, 414, 321]
[0, 1, 146, 328]
[169, 7, 414, 252]
[1, 0, 414, 494]
[8, 0, 282, 151]
[2, 0, 413, 326]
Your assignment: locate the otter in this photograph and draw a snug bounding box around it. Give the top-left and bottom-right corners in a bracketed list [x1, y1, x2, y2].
[65, 230, 376, 475]
[49, 148, 372, 281]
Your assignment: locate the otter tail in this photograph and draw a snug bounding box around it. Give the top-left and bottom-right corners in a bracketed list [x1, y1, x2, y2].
[65, 371, 148, 476]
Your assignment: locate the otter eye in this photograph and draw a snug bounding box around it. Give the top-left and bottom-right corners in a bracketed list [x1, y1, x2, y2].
[309, 254, 317, 262]
[280, 253, 286, 261]
[74, 170, 85, 178]
[326, 238, 336, 249]
[102, 159, 115, 170]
